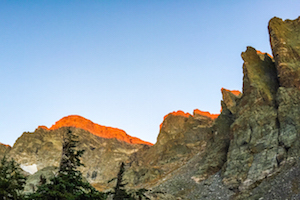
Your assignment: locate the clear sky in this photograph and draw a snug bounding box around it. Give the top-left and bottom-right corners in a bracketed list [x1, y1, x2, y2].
[0, 0, 299, 146]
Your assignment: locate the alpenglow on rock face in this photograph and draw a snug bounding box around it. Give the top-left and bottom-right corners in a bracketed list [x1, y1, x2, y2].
[40, 115, 153, 145]
[2, 16, 300, 200]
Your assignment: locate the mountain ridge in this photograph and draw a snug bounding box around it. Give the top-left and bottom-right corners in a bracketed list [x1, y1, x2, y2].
[38, 115, 153, 146]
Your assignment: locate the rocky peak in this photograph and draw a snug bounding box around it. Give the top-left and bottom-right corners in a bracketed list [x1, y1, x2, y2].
[159, 110, 191, 131]
[193, 109, 219, 119]
[39, 115, 152, 146]
[221, 88, 242, 114]
[221, 45, 280, 190]
[269, 16, 300, 163]
[157, 110, 218, 145]
[241, 46, 278, 105]
[221, 88, 241, 97]
[0, 142, 11, 148]
[269, 17, 300, 89]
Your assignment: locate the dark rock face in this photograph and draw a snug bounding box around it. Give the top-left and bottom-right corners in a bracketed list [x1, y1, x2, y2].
[221, 88, 241, 114]
[0, 143, 11, 159]
[220, 16, 300, 197]
[222, 47, 280, 190]
[269, 17, 300, 165]
[269, 17, 300, 89]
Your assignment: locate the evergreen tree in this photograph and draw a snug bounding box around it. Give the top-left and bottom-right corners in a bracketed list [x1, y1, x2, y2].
[28, 129, 106, 200]
[110, 162, 150, 200]
[0, 156, 26, 200]
[131, 188, 150, 200]
[112, 162, 133, 200]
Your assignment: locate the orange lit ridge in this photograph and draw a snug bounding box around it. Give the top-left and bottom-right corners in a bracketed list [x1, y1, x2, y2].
[159, 110, 219, 129]
[256, 50, 273, 58]
[221, 87, 241, 96]
[39, 115, 153, 146]
[159, 110, 191, 129]
[193, 109, 219, 119]
[0, 142, 11, 148]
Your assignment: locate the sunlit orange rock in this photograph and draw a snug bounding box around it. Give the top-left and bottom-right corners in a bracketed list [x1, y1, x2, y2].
[193, 109, 219, 119]
[0, 142, 11, 148]
[159, 110, 191, 129]
[221, 88, 241, 97]
[40, 115, 153, 146]
[38, 125, 49, 130]
[221, 88, 242, 113]
[159, 109, 219, 130]
[256, 50, 273, 58]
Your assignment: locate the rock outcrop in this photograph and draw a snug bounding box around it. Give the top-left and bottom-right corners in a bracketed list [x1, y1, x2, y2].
[222, 46, 280, 191]
[0, 142, 11, 159]
[124, 110, 218, 188]
[269, 17, 300, 163]
[221, 88, 241, 114]
[269, 17, 300, 89]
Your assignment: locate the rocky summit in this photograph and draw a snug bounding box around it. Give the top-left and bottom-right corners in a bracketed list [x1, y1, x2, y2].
[2, 16, 300, 199]
[39, 115, 153, 146]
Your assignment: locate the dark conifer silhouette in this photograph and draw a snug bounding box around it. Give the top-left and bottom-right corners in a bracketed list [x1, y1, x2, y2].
[0, 156, 26, 200]
[27, 128, 106, 200]
[109, 162, 150, 200]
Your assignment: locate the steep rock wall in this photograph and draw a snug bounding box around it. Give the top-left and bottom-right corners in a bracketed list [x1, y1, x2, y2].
[222, 47, 280, 191]
[124, 110, 218, 187]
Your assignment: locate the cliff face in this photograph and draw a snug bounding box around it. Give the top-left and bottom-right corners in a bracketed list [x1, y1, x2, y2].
[222, 47, 280, 190]
[141, 16, 300, 199]
[124, 110, 217, 187]
[221, 16, 300, 198]
[269, 17, 300, 160]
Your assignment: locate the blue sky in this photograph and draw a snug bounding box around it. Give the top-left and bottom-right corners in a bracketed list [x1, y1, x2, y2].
[0, 0, 299, 146]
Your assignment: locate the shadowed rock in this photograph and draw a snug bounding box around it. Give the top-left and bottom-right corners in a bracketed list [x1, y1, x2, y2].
[269, 17, 300, 165]
[269, 17, 300, 89]
[0, 143, 11, 159]
[222, 47, 280, 191]
[221, 88, 242, 114]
